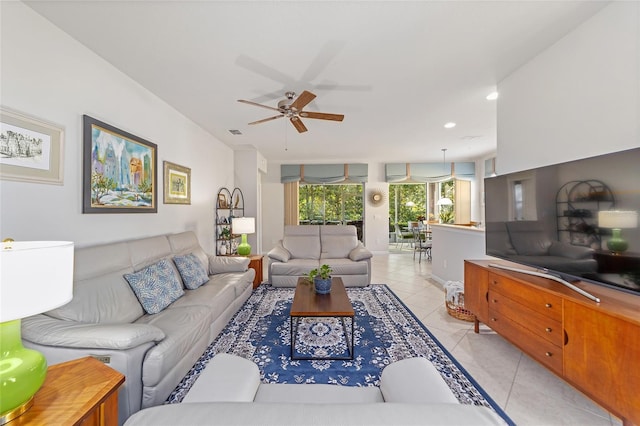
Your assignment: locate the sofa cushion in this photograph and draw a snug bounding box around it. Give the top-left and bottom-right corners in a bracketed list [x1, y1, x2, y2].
[167, 231, 210, 269]
[283, 225, 321, 259]
[183, 353, 261, 403]
[47, 241, 144, 323]
[206, 272, 254, 298]
[208, 255, 250, 274]
[321, 258, 368, 276]
[349, 243, 373, 261]
[320, 225, 358, 259]
[271, 259, 319, 277]
[169, 278, 237, 319]
[174, 253, 209, 289]
[255, 384, 384, 403]
[128, 235, 174, 270]
[135, 305, 212, 387]
[379, 357, 458, 404]
[125, 259, 185, 314]
[267, 244, 291, 262]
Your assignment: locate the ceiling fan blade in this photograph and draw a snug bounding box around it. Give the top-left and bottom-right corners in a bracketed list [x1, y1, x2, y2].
[290, 91, 316, 111]
[299, 111, 344, 122]
[248, 115, 284, 125]
[238, 99, 283, 113]
[290, 117, 308, 133]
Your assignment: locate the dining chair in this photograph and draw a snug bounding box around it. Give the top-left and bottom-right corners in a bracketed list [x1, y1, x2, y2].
[394, 223, 413, 249]
[412, 227, 432, 263]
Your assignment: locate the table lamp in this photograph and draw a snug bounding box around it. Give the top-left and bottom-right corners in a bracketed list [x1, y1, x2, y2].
[598, 210, 638, 254]
[232, 217, 255, 256]
[0, 240, 74, 424]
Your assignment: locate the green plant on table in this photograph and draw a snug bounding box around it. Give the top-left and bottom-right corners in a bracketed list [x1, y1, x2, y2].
[308, 264, 332, 281]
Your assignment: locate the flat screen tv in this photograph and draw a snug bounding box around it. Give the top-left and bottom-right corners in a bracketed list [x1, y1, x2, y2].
[484, 147, 640, 297]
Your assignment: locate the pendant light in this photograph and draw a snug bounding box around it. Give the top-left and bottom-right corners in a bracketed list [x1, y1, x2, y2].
[437, 149, 453, 206]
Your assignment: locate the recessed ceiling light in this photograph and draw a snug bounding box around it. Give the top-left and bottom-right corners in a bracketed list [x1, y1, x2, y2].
[444, 122, 456, 129]
[486, 92, 499, 100]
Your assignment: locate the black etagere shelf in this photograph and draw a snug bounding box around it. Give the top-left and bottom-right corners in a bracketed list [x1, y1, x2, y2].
[215, 187, 244, 255]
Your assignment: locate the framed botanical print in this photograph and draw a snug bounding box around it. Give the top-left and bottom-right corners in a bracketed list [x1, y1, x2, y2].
[163, 161, 191, 204]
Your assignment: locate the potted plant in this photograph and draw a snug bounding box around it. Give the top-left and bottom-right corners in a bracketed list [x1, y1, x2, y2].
[308, 264, 333, 294]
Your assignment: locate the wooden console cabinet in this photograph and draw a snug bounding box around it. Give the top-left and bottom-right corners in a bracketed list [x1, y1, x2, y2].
[464, 260, 640, 426]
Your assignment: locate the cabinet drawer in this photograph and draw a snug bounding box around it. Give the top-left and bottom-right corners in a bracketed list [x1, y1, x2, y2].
[488, 310, 563, 375]
[489, 291, 563, 346]
[488, 273, 562, 321]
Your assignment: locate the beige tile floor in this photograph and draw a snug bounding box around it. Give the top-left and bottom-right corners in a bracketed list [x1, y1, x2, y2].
[374, 246, 622, 426]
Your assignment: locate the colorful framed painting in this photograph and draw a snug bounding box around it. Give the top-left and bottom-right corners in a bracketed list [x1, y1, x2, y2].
[0, 106, 65, 185]
[83, 115, 157, 213]
[163, 161, 191, 204]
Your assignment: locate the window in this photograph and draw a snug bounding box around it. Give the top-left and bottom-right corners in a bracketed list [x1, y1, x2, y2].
[389, 184, 427, 228]
[298, 184, 364, 238]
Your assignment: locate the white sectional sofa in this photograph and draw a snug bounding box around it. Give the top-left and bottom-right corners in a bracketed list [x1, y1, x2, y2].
[267, 225, 373, 286]
[125, 354, 507, 425]
[21, 231, 255, 425]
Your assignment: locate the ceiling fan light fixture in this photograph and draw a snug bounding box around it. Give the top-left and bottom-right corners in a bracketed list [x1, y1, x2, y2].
[238, 90, 343, 134]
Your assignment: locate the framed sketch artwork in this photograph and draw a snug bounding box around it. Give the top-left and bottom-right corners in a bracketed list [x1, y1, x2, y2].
[163, 161, 191, 204]
[0, 107, 65, 184]
[83, 115, 157, 213]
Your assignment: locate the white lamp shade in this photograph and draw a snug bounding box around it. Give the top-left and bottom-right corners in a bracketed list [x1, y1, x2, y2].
[232, 217, 255, 234]
[1, 241, 74, 322]
[436, 197, 453, 206]
[598, 211, 638, 229]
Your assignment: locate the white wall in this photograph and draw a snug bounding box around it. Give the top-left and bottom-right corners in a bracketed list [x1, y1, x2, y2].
[0, 2, 234, 251]
[431, 225, 490, 285]
[497, 2, 639, 173]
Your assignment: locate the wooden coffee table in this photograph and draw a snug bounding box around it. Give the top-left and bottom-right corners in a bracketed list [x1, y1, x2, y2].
[290, 277, 355, 360]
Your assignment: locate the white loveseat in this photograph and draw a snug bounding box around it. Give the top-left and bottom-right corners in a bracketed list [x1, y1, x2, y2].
[267, 225, 373, 286]
[124, 354, 507, 425]
[21, 231, 255, 424]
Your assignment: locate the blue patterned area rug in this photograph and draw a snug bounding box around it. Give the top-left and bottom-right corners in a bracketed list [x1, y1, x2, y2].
[166, 284, 512, 424]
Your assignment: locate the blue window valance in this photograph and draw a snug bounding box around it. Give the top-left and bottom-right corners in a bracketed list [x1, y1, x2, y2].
[281, 163, 368, 184]
[385, 162, 475, 182]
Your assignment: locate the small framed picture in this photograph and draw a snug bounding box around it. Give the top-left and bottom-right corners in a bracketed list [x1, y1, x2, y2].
[0, 107, 65, 185]
[163, 161, 191, 205]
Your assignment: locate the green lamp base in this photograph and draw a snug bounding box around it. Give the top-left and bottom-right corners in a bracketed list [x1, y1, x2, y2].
[0, 319, 48, 425]
[607, 228, 628, 254]
[237, 233, 251, 256]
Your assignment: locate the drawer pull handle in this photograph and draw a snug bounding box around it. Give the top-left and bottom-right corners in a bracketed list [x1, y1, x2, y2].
[545, 352, 553, 357]
[492, 299, 498, 303]
[545, 303, 552, 308]
[491, 318, 497, 322]
[545, 327, 552, 333]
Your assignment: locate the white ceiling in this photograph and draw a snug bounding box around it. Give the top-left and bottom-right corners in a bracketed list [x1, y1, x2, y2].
[25, 1, 608, 164]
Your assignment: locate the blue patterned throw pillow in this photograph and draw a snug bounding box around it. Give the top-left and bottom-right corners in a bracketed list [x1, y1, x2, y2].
[124, 259, 184, 314]
[173, 253, 209, 290]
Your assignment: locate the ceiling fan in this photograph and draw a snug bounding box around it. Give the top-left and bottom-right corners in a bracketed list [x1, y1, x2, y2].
[237, 91, 344, 133]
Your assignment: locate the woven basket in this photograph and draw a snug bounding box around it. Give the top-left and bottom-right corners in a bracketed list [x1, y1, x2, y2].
[445, 293, 475, 322]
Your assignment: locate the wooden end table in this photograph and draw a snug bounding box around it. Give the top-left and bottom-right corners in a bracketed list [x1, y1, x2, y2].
[247, 254, 264, 289]
[11, 356, 125, 426]
[290, 277, 355, 360]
